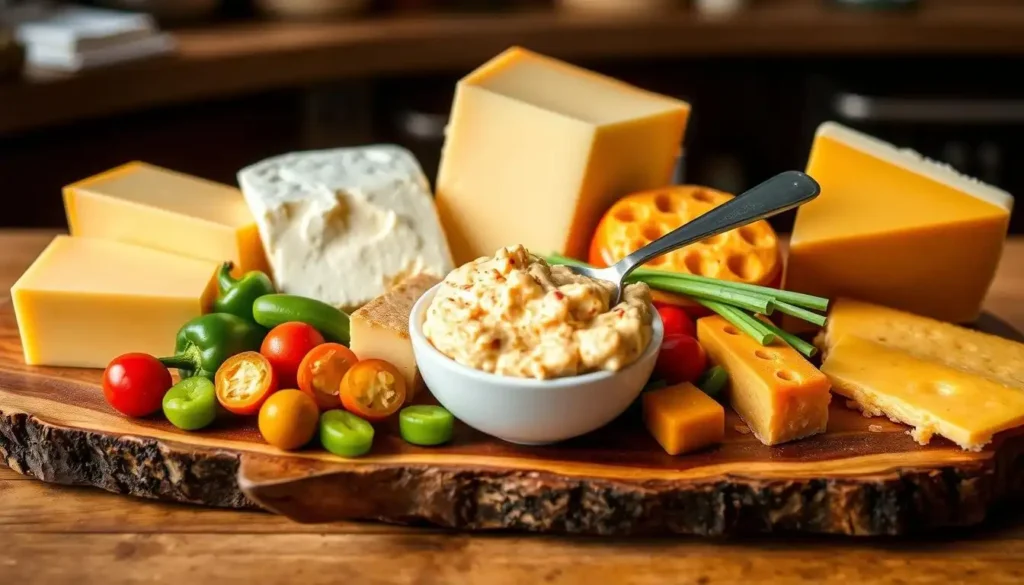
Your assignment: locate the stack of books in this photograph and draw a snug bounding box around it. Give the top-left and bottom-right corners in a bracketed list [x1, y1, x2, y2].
[7, 3, 175, 72]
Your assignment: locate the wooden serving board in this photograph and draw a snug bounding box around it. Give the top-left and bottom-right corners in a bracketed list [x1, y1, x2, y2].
[2, 303, 1024, 537]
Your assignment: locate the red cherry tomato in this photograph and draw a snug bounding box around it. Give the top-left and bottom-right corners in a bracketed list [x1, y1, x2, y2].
[102, 353, 173, 417]
[654, 334, 708, 385]
[261, 322, 325, 389]
[655, 303, 697, 339]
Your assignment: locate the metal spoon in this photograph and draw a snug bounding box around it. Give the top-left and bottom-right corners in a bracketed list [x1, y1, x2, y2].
[566, 170, 821, 305]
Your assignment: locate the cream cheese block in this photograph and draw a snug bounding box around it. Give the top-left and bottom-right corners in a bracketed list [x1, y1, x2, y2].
[238, 145, 454, 311]
[11, 236, 219, 368]
[786, 122, 1013, 325]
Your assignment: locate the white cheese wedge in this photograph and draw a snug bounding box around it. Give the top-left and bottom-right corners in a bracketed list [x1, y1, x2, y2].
[238, 145, 454, 310]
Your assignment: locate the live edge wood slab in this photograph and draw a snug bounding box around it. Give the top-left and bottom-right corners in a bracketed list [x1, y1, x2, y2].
[3, 304, 1024, 537]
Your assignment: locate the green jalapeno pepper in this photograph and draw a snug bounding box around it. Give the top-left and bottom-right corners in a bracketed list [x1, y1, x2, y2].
[252, 294, 350, 345]
[159, 313, 267, 380]
[213, 262, 275, 320]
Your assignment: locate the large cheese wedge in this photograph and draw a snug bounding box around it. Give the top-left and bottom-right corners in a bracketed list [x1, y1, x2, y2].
[821, 335, 1024, 451]
[11, 236, 218, 368]
[238, 145, 453, 311]
[64, 162, 268, 278]
[816, 298, 1024, 390]
[786, 122, 1013, 325]
[642, 382, 725, 455]
[349, 273, 440, 400]
[697, 315, 830, 445]
[435, 47, 690, 265]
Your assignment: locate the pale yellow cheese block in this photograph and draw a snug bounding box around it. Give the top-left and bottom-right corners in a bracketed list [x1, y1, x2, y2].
[11, 236, 219, 368]
[820, 335, 1024, 451]
[786, 122, 1012, 326]
[349, 274, 440, 400]
[64, 161, 269, 278]
[816, 298, 1024, 390]
[435, 47, 690, 265]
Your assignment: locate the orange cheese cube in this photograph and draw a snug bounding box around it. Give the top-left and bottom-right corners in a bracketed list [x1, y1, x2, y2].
[642, 382, 725, 455]
[697, 315, 831, 446]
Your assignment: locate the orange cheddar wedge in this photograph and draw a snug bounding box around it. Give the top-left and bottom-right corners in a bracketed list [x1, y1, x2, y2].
[697, 315, 831, 446]
[642, 382, 725, 455]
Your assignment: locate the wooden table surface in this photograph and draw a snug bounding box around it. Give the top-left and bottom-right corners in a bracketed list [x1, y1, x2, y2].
[2, 229, 1024, 584]
[5, 0, 1024, 137]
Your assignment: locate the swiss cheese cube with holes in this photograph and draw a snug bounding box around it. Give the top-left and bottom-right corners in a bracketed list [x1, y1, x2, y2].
[435, 47, 690, 265]
[786, 122, 1013, 325]
[589, 185, 781, 309]
[697, 315, 830, 446]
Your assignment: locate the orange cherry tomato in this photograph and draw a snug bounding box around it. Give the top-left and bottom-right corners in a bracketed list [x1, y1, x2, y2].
[258, 389, 319, 450]
[215, 351, 279, 416]
[339, 359, 407, 422]
[297, 343, 359, 411]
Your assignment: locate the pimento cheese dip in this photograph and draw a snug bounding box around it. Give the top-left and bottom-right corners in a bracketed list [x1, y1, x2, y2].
[422, 245, 654, 379]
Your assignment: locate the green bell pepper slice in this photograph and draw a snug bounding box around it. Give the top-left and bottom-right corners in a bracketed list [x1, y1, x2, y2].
[399, 405, 454, 446]
[159, 313, 266, 380]
[162, 377, 217, 431]
[320, 410, 374, 457]
[213, 262, 276, 320]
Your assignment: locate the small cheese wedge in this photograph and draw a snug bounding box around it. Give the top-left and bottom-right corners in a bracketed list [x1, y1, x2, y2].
[642, 382, 725, 455]
[697, 315, 831, 445]
[64, 162, 268, 277]
[816, 298, 1024, 390]
[11, 236, 218, 368]
[820, 336, 1024, 451]
[349, 274, 440, 399]
[786, 122, 1012, 325]
[436, 47, 690, 265]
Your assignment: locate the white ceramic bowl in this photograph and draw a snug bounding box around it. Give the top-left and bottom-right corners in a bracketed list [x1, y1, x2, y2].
[409, 285, 664, 445]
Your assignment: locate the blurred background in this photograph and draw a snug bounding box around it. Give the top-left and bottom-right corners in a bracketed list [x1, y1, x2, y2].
[0, 0, 1020, 232]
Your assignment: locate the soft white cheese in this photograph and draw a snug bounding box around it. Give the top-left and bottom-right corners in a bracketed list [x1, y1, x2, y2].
[238, 145, 454, 310]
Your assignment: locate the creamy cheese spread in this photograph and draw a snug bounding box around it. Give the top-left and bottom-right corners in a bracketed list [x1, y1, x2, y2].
[423, 245, 654, 379]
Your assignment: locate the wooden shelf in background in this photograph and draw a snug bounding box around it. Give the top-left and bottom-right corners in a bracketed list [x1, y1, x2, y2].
[3, 2, 1024, 137]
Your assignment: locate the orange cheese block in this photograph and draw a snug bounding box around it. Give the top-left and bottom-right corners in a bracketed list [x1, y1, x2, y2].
[786, 122, 1012, 326]
[697, 315, 831, 446]
[642, 382, 725, 455]
[589, 185, 781, 309]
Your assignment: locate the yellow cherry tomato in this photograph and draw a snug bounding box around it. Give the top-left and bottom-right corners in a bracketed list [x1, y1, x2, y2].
[258, 389, 319, 450]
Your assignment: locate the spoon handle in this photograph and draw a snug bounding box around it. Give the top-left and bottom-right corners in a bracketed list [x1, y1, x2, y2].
[615, 170, 821, 279]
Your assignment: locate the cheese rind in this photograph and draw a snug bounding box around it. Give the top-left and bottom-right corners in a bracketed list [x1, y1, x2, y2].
[642, 382, 725, 455]
[820, 335, 1024, 451]
[238, 145, 453, 311]
[11, 236, 218, 368]
[816, 298, 1024, 390]
[436, 47, 690, 265]
[786, 122, 1012, 324]
[697, 315, 830, 446]
[64, 161, 268, 277]
[349, 274, 441, 398]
